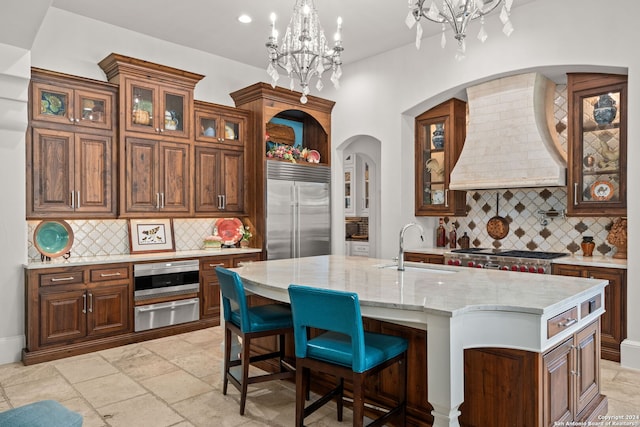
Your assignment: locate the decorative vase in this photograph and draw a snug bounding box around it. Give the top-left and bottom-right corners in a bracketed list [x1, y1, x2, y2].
[607, 217, 627, 259]
[581, 236, 595, 257]
[593, 94, 617, 125]
[432, 123, 445, 149]
[240, 240, 249, 248]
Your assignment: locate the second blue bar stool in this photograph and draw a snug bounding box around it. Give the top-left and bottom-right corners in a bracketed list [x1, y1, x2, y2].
[215, 266, 295, 415]
[288, 284, 408, 427]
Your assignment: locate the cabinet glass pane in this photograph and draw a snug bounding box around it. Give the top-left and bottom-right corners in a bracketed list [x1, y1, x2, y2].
[79, 96, 106, 125]
[200, 117, 218, 138]
[422, 122, 445, 205]
[40, 90, 68, 117]
[164, 93, 184, 132]
[132, 87, 153, 127]
[224, 120, 240, 141]
[580, 91, 621, 203]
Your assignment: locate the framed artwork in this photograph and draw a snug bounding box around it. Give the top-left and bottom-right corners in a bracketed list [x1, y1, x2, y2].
[128, 219, 175, 254]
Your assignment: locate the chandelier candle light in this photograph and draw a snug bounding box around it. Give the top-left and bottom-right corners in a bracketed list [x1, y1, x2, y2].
[406, 0, 514, 60]
[266, 0, 344, 104]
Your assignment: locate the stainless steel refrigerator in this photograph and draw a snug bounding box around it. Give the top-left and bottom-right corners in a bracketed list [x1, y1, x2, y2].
[266, 161, 331, 260]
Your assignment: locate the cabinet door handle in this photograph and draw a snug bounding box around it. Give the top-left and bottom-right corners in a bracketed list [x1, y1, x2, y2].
[76, 191, 80, 208]
[217, 195, 222, 209]
[50, 276, 76, 282]
[557, 318, 578, 327]
[221, 194, 226, 210]
[445, 189, 449, 207]
[82, 293, 87, 314]
[574, 183, 578, 206]
[70, 191, 75, 209]
[156, 193, 160, 209]
[88, 293, 93, 313]
[100, 272, 121, 277]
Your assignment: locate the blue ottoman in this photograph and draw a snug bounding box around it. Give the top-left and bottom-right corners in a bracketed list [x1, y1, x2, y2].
[0, 400, 83, 426]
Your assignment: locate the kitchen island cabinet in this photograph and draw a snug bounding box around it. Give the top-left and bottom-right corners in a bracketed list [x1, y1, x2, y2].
[231, 255, 608, 427]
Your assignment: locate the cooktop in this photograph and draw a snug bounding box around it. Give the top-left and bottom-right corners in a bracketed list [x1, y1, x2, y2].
[450, 248, 568, 260]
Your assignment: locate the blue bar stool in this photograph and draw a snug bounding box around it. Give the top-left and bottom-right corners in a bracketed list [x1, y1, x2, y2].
[215, 267, 295, 415]
[288, 284, 408, 427]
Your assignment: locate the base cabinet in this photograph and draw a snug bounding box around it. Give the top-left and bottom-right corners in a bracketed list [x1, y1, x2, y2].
[552, 263, 626, 361]
[199, 252, 262, 322]
[32, 264, 132, 349]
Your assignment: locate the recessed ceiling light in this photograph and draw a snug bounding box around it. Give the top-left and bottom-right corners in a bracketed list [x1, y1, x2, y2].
[238, 14, 252, 24]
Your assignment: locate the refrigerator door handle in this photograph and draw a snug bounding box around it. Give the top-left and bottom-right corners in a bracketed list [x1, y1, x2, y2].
[290, 183, 297, 258]
[294, 183, 301, 259]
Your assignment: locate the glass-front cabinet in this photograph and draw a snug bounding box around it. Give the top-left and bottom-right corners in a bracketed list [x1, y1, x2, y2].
[567, 73, 627, 216]
[125, 79, 190, 138]
[415, 98, 467, 216]
[32, 81, 114, 131]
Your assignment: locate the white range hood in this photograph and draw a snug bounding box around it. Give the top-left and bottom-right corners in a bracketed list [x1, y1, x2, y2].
[449, 73, 567, 190]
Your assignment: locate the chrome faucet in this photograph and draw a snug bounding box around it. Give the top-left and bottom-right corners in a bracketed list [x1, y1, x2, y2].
[398, 222, 424, 271]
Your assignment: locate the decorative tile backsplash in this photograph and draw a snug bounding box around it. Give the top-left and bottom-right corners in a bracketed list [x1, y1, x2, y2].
[443, 187, 619, 256]
[27, 218, 225, 260]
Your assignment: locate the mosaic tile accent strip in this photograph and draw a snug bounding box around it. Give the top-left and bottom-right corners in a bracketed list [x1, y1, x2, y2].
[27, 218, 245, 260]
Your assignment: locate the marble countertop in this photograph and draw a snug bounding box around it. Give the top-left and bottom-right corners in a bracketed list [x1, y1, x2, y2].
[233, 255, 607, 318]
[404, 247, 627, 269]
[24, 248, 262, 269]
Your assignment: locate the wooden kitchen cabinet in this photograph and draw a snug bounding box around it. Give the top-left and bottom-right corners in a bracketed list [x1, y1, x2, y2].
[99, 53, 204, 217]
[195, 146, 244, 214]
[27, 69, 117, 219]
[199, 252, 262, 321]
[123, 137, 191, 215]
[29, 129, 115, 217]
[343, 153, 370, 217]
[31, 69, 115, 132]
[403, 251, 444, 265]
[415, 98, 467, 216]
[552, 263, 627, 362]
[193, 101, 249, 215]
[32, 264, 132, 349]
[567, 73, 627, 216]
[542, 320, 601, 426]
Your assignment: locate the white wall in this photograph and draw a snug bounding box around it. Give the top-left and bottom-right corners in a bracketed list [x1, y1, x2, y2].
[0, 0, 638, 370]
[326, 0, 640, 369]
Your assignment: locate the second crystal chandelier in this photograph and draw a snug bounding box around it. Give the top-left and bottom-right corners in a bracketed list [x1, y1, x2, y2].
[266, 0, 344, 104]
[406, 0, 514, 60]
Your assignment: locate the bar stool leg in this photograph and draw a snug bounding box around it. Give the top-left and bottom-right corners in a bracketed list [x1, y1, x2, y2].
[295, 365, 307, 427]
[352, 375, 364, 427]
[239, 335, 251, 415]
[223, 326, 231, 395]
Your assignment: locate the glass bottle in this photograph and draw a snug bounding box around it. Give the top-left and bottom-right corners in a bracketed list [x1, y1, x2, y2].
[581, 236, 595, 257]
[449, 226, 457, 249]
[436, 218, 446, 247]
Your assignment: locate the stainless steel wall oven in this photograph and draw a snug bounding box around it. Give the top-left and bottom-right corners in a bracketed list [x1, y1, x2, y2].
[133, 259, 200, 332]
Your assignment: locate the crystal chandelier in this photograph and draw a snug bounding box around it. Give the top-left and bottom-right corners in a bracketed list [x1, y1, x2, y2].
[406, 0, 514, 60]
[266, 0, 344, 104]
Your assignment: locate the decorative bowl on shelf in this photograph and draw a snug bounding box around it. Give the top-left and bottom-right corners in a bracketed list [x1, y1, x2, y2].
[34, 220, 74, 259]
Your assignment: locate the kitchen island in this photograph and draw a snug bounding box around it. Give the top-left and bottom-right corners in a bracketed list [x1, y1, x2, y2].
[231, 255, 608, 427]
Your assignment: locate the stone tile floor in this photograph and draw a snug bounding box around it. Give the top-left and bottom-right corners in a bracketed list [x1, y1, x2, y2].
[1, 327, 639, 426]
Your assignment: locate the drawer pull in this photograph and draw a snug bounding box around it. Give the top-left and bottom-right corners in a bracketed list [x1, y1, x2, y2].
[209, 263, 225, 268]
[558, 318, 578, 328]
[100, 272, 121, 277]
[50, 276, 76, 282]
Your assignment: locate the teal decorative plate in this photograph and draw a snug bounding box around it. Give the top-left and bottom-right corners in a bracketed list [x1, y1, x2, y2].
[34, 220, 74, 258]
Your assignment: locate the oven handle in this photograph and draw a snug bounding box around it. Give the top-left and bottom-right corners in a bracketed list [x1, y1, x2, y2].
[136, 299, 198, 312]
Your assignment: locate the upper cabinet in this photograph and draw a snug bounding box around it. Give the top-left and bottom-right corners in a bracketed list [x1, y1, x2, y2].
[567, 73, 627, 216]
[27, 69, 118, 219]
[193, 101, 249, 215]
[99, 54, 204, 217]
[99, 53, 203, 141]
[415, 98, 467, 216]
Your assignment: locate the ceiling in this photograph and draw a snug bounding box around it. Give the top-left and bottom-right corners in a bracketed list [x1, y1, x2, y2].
[50, 0, 533, 70]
